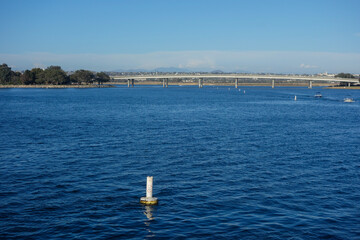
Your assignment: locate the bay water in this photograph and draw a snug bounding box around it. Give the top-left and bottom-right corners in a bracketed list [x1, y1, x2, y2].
[1, 86, 359, 239]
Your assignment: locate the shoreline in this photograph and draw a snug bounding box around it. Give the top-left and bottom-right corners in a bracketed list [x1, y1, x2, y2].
[325, 86, 360, 89]
[0, 84, 115, 89]
[1, 83, 359, 89]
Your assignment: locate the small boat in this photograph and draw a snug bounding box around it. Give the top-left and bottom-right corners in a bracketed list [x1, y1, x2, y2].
[344, 98, 355, 102]
[314, 92, 322, 98]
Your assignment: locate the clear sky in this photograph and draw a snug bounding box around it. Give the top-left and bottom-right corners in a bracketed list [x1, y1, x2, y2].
[1, 0, 359, 73]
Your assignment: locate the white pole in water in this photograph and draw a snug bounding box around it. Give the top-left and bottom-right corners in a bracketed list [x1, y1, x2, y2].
[146, 176, 153, 198]
[294, 95, 297, 101]
[140, 176, 158, 205]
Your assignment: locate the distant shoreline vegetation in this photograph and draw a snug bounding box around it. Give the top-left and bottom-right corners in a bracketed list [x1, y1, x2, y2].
[0, 63, 110, 86]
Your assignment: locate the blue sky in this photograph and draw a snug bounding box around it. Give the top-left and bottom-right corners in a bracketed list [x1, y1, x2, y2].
[1, 0, 359, 73]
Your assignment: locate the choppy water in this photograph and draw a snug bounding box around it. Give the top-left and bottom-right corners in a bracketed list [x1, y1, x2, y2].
[0, 86, 360, 239]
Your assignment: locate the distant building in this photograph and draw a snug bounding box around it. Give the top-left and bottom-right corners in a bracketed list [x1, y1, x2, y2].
[317, 72, 335, 77]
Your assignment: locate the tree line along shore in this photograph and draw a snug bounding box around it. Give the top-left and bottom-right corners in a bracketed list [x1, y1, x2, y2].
[0, 63, 111, 86]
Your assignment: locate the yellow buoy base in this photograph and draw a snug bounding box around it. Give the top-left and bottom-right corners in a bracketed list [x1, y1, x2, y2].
[140, 197, 158, 205]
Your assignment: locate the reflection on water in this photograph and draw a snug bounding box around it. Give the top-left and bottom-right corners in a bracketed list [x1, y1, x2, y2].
[144, 205, 155, 221]
[143, 205, 155, 238]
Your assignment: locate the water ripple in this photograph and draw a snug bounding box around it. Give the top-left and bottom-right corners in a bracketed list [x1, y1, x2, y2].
[0, 87, 359, 239]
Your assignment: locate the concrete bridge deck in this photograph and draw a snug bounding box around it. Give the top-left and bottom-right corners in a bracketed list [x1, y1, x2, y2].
[112, 74, 359, 88]
[113, 74, 359, 83]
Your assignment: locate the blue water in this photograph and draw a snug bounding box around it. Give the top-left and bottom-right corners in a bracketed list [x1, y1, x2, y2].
[1, 86, 360, 239]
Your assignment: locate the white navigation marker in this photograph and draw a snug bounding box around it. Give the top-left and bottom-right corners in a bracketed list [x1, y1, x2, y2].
[140, 176, 158, 205]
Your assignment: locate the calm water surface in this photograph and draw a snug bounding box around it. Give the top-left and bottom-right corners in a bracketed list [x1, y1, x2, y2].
[0, 86, 360, 239]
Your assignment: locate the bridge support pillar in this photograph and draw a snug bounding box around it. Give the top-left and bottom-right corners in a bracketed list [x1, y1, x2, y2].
[127, 79, 130, 87]
[308, 80, 312, 89]
[199, 78, 203, 88]
[348, 82, 351, 87]
[166, 78, 168, 88]
[132, 79, 134, 87]
[163, 79, 165, 88]
[235, 78, 238, 88]
[272, 79, 275, 88]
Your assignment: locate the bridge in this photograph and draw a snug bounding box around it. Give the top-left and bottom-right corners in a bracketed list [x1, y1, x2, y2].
[112, 74, 359, 88]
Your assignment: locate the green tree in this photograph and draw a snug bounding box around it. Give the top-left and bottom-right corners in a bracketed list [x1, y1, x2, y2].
[0, 64, 13, 84]
[21, 70, 35, 85]
[11, 71, 22, 84]
[31, 68, 45, 84]
[70, 70, 95, 85]
[335, 73, 355, 78]
[96, 72, 110, 85]
[44, 66, 69, 85]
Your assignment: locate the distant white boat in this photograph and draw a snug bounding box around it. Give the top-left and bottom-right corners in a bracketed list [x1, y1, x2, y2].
[314, 92, 322, 98]
[344, 98, 355, 103]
